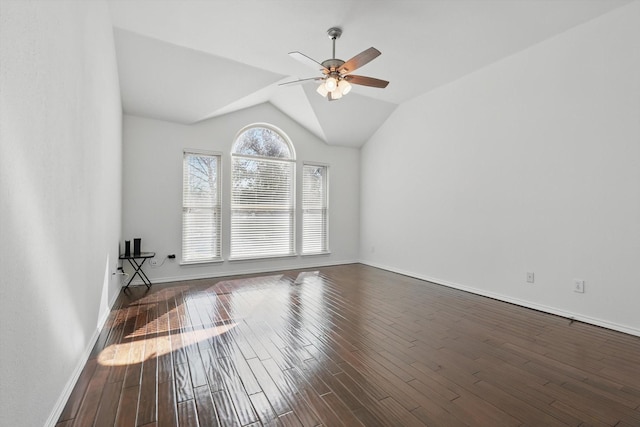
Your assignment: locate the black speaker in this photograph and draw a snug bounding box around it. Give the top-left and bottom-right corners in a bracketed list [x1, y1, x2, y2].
[134, 238, 141, 256]
[124, 240, 131, 257]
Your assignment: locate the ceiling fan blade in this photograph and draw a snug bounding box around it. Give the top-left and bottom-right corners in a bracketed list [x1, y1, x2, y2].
[288, 51, 329, 73]
[337, 47, 381, 74]
[279, 77, 323, 86]
[344, 74, 389, 88]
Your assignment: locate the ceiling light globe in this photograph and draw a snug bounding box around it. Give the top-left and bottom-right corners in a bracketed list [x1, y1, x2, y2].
[317, 83, 328, 97]
[338, 79, 352, 95]
[331, 89, 342, 100]
[325, 77, 337, 92]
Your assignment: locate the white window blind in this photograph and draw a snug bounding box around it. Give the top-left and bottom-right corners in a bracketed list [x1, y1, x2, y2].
[231, 126, 295, 259]
[182, 152, 221, 264]
[302, 164, 328, 254]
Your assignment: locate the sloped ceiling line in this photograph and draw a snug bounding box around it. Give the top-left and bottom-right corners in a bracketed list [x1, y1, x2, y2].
[109, 0, 631, 148]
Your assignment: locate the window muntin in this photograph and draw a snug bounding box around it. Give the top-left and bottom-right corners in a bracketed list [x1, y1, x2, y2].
[302, 164, 329, 254]
[182, 151, 221, 264]
[231, 125, 295, 259]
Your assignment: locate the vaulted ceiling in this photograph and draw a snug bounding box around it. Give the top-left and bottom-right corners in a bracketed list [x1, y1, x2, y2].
[109, 0, 631, 147]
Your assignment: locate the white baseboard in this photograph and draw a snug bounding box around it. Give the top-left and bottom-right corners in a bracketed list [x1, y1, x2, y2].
[45, 288, 121, 427]
[360, 260, 640, 338]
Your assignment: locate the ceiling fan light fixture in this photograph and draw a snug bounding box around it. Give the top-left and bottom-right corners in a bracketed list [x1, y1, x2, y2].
[325, 76, 337, 92]
[316, 83, 329, 97]
[317, 76, 350, 99]
[338, 79, 352, 95]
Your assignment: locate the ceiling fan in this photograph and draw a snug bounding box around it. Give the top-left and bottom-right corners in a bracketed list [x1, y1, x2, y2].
[281, 27, 389, 101]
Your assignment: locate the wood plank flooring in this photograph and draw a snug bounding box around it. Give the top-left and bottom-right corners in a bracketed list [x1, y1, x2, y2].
[57, 264, 640, 426]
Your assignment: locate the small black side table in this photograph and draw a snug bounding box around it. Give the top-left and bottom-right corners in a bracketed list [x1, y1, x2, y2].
[119, 252, 155, 290]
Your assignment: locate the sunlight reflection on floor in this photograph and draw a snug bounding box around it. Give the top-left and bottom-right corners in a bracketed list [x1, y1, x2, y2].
[98, 322, 238, 366]
[97, 272, 327, 367]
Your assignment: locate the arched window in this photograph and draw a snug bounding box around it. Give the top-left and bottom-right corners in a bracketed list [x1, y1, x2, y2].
[231, 124, 296, 259]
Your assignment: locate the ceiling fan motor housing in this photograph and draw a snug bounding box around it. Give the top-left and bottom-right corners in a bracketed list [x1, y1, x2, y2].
[321, 58, 345, 73]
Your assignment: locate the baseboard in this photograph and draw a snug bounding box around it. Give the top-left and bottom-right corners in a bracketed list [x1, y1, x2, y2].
[360, 260, 640, 338]
[45, 287, 121, 427]
[125, 258, 359, 286]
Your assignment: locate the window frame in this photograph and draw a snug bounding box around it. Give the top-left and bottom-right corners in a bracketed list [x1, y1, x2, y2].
[180, 149, 223, 265]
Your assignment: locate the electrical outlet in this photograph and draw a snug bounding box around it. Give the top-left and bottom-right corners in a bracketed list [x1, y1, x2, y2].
[150, 259, 158, 266]
[573, 279, 585, 293]
[526, 272, 534, 283]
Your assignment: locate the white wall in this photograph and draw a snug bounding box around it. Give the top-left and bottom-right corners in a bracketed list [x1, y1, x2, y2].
[0, 1, 122, 426]
[360, 3, 640, 336]
[122, 104, 359, 282]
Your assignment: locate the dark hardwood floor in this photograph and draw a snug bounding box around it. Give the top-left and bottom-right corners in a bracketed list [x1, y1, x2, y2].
[57, 264, 640, 426]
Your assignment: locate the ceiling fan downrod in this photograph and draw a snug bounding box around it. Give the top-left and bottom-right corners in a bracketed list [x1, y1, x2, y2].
[327, 27, 342, 60]
[321, 28, 346, 72]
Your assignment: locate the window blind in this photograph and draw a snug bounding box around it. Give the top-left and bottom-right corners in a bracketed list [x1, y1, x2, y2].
[231, 156, 295, 259]
[182, 152, 221, 263]
[302, 164, 328, 254]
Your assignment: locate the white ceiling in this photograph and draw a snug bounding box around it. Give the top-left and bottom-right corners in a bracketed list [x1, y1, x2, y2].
[109, 0, 631, 148]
